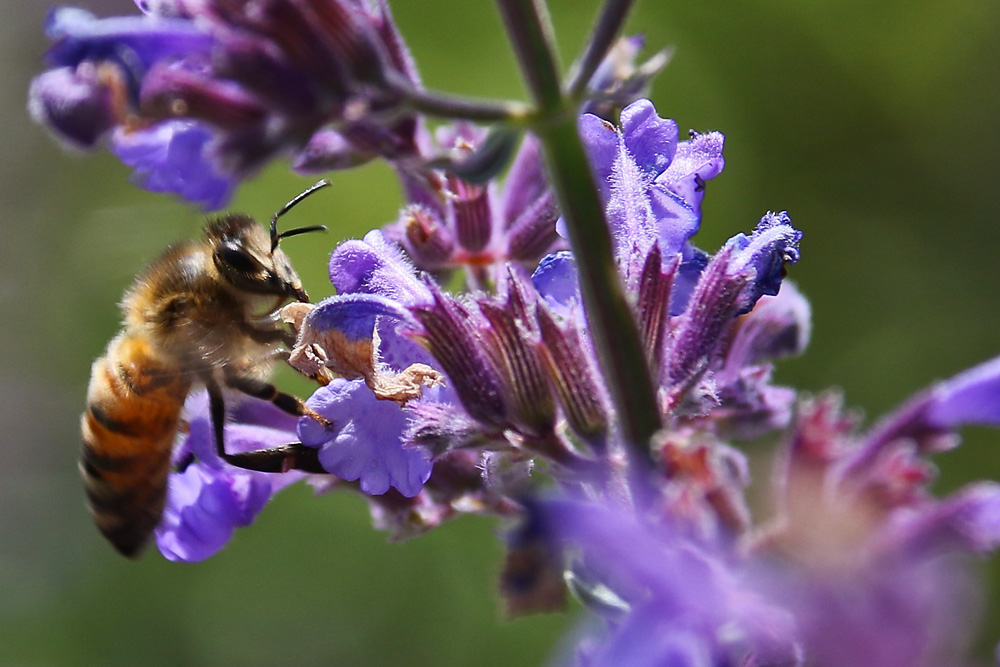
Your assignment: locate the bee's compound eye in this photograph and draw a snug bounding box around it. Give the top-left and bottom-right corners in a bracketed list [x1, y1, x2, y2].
[217, 243, 259, 275]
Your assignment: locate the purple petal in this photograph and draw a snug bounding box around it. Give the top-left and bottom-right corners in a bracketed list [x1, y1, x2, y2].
[329, 230, 431, 304]
[111, 120, 236, 210]
[647, 186, 698, 256]
[28, 66, 116, 149]
[155, 463, 272, 562]
[924, 355, 1000, 429]
[657, 130, 725, 223]
[722, 211, 802, 313]
[847, 355, 1000, 479]
[886, 483, 1000, 557]
[298, 379, 433, 497]
[587, 612, 714, 667]
[531, 251, 580, 312]
[578, 112, 620, 199]
[620, 99, 678, 178]
[721, 281, 811, 374]
[305, 293, 416, 344]
[45, 7, 211, 73]
[292, 129, 374, 173]
[156, 393, 303, 562]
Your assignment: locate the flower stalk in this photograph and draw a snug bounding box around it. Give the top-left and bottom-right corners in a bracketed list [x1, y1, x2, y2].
[496, 0, 661, 459]
[565, 0, 637, 98]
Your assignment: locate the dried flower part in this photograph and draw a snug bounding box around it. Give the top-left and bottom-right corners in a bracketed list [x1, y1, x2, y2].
[367, 362, 443, 404]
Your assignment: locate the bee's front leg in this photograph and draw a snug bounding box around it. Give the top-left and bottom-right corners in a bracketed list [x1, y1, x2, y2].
[240, 319, 297, 348]
[200, 372, 330, 474]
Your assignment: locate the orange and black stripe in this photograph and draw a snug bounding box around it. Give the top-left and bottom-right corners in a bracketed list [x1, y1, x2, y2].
[80, 334, 191, 557]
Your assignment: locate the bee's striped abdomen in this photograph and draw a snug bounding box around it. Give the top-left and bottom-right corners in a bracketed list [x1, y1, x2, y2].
[80, 334, 191, 558]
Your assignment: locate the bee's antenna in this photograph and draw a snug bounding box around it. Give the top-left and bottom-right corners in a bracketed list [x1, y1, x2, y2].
[270, 180, 331, 253]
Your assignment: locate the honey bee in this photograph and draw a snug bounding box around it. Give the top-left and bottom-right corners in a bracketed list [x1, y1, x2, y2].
[80, 181, 331, 558]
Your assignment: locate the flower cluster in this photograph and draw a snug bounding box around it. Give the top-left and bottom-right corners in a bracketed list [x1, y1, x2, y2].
[30, 0, 425, 209]
[33, 1, 1000, 664]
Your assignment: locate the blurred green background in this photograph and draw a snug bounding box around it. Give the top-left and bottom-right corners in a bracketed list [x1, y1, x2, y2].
[3, 0, 1000, 664]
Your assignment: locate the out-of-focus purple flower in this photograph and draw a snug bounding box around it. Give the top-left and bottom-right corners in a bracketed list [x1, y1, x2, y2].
[841, 354, 1000, 490]
[534, 497, 800, 666]
[112, 120, 235, 210]
[28, 64, 119, 149]
[30, 0, 425, 208]
[43, 7, 211, 77]
[531, 354, 1000, 665]
[155, 392, 304, 562]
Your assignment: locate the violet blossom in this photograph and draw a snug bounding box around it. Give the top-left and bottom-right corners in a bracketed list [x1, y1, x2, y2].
[31, 0, 1000, 663]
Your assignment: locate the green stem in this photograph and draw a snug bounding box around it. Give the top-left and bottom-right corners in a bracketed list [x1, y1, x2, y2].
[493, 0, 562, 112]
[385, 74, 532, 124]
[494, 0, 661, 458]
[535, 118, 661, 457]
[566, 0, 637, 98]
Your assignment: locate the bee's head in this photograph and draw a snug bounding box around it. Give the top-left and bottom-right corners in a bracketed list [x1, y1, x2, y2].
[206, 181, 329, 303]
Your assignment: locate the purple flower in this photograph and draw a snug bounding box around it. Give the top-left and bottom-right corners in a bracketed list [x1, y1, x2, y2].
[577, 99, 726, 277]
[528, 355, 1000, 665]
[534, 497, 799, 666]
[28, 65, 119, 149]
[112, 120, 235, 210]
[298, 378, 432, 497]
[382, 129, 564, 283]
[30, 0, 424, 208]
[155, 392, 304, 562]
[282, 233, 444, 497]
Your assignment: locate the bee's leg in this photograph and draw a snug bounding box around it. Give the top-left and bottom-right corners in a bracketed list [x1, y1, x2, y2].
[223, 371, 331, 427]
[241, 321, 296, 348]
[200, 373, 328, 474]
[239, 325, 331, 385]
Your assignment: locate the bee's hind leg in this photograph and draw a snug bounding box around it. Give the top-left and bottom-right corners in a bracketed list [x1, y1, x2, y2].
[201, 372, 329, 474]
